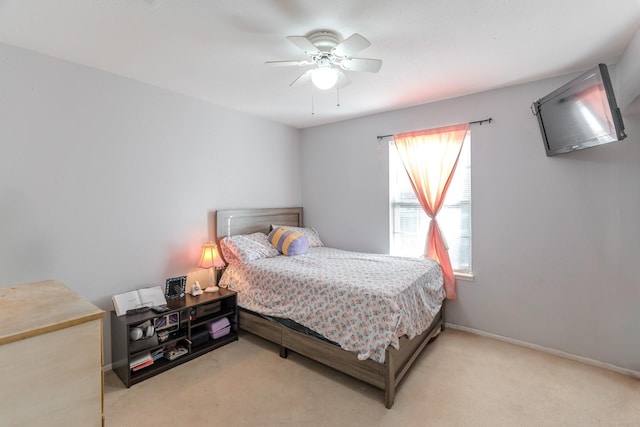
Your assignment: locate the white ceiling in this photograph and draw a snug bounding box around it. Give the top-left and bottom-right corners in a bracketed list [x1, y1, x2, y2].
[1, 0, 639, 129]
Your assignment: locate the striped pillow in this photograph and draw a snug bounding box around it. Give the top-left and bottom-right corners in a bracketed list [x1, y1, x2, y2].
[268, 227, 309, 256]
[271, 225, 324, 247]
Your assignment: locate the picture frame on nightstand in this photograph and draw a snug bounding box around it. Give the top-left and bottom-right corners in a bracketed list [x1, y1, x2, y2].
[164, 276, 186, 299]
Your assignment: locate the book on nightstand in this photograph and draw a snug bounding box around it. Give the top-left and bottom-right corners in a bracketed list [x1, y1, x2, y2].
[112, 286, 167, 316]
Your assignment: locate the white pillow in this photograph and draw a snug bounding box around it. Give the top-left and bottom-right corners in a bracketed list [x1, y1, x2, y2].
[219, 232, 280, 265]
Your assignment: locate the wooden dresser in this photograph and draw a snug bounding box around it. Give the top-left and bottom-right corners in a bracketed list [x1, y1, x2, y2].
[0, 280, 105, 427]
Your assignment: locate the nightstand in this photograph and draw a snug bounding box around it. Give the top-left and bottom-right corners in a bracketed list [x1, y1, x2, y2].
[111, 288, 237, 387]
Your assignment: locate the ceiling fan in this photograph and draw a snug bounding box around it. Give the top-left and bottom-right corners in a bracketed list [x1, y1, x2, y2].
[266, 30, 383, 91]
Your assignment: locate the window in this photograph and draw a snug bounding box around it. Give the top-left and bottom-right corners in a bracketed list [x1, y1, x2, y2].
[389, 133, 472, 275]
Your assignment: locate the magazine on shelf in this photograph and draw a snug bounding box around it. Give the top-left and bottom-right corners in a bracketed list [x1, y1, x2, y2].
[129, 351, 153, 370]
[151, 348, 164, 362]
[132, 359, 154, 372]
[112, 286, 167, 316]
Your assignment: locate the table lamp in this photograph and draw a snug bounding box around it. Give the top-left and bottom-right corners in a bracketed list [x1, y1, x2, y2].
[197, 241, 225, 293]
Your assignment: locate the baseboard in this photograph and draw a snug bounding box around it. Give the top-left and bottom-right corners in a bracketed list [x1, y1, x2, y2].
[445, 322, 640, 380]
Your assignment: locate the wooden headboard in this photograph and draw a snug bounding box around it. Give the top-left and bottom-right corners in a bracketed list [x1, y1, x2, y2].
[215, 207, 303, 240]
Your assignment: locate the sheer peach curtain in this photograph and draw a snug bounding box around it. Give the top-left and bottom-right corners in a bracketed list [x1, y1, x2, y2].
[393, 123, 469, 300]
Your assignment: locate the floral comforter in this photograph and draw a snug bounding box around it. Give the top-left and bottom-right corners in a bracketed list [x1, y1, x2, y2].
[219, 247, 445, 363]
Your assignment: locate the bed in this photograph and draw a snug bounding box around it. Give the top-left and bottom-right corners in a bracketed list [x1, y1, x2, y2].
[215, 207, 446, 408]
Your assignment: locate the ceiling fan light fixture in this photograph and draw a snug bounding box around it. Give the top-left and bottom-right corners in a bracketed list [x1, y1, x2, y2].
[267, 30, 381, 94]
[311, 67, 339, 90]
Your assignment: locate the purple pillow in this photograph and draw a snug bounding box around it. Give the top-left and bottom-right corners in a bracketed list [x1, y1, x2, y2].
[268, 227, 309, 256]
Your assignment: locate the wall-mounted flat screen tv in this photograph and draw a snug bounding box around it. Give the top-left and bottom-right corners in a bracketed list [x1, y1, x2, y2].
[532, 63, 626, 156]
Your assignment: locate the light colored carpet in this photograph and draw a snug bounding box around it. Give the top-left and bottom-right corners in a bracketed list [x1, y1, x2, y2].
[104, 329, 639, 426]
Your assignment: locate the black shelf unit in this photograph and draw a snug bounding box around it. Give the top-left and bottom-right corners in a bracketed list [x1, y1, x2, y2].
[111, 288, 238, 387]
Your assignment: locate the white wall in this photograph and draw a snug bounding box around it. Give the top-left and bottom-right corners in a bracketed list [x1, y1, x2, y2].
[0, 43, 301, 364]
[616, 28, 640, 111]
[301, 73, 640, 373]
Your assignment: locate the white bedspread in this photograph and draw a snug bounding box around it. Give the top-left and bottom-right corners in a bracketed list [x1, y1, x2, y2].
[219, 247, 445, 363]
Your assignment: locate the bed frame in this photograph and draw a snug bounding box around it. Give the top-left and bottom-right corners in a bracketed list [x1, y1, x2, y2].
[215, 207, 445, 408]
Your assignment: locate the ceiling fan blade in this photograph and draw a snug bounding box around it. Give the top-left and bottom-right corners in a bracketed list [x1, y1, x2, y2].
[332, 33, 370, 57]
[335, 70, 351, 89]
[340, 58, 383, 73]
[265, 60, 314, 67]
[287, 36, 320, 56]
[290, 69, 313, 87]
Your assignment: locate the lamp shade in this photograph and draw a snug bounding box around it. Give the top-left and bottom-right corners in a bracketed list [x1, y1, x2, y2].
[311, 67, 339, 90]
[197, 242, 225, 269]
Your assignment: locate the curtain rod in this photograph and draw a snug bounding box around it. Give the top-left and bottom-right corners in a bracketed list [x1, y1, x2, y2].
[376, 118, 492, 140]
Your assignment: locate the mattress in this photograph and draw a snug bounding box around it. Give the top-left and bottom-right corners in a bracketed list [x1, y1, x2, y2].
[219, 246, 445, 363]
